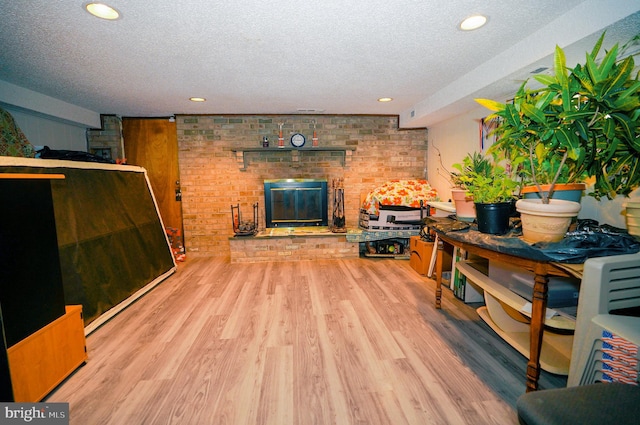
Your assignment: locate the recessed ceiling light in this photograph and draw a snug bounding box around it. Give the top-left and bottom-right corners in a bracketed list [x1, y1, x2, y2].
[378, 97, 393, 102]
[85, 3, 120, 20]
[189, 97, 206, 102]
[460, 15, 487, 31]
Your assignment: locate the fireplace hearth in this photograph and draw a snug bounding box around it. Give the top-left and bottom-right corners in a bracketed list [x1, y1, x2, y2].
[264, 179, 328, 227]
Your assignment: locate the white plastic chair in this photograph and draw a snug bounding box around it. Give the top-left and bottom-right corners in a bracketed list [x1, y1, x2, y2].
[567, 252, 640, 387]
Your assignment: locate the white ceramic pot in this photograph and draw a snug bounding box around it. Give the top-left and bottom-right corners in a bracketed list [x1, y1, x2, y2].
[516, 199, 582, 243]
[625, 201, 640, 238]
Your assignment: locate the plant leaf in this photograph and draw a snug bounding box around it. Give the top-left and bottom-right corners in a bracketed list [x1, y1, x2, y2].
[592, 32, 605, 56]
[597, 43, 618, 80]
[586, 52, 602, 84]
[554, 45, 571, 112]
[609, 112, 636, 146]
[601, 137, 620, 163]
[603, 56, 634, 97]
[613, 96, 640, 111]
[603, 116, 616, 139]
[521, 103, 547, 125]
[572, 65, 594, 93]
[475, 98, 505, 112]
[534, 91, 556, 110]
[554, 128, 584, 168]
[573, 118, 589, 141]
[561, 110, 595, 121]
[504, 104, 521, 128]
[616, 79, 640, 101]
[533, 74, 556, 86]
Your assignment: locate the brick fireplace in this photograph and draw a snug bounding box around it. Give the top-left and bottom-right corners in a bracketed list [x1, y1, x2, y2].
[177, 114, 428, 259]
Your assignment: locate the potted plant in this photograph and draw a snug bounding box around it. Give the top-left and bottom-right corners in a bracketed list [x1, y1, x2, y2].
[454, 155, 519, 235]
[485, 116, 588, 203]
[450, 152, 493, 222]
[478, 32, 640, 201]
[476, 32, 640, 242]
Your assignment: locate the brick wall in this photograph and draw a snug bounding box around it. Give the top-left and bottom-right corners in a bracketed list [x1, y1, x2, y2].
[87, 115, 124, 161]
[228, 234, 359, 263]
[177, 114, 428, 257]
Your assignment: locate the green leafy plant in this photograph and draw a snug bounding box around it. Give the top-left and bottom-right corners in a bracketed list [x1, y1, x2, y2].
[453, 154, 519, 203]
[450, 151, 493, 189]
[477, 32, 640, 202]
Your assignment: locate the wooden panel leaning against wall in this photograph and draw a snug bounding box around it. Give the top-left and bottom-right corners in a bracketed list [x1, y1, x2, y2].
[122, 117, 184, 251]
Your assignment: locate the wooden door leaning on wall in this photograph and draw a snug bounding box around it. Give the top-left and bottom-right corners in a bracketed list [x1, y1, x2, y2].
[122, 118, 184, 253]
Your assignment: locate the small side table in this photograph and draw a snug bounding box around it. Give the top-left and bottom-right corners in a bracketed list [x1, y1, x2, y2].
[426, 218, 582, 392]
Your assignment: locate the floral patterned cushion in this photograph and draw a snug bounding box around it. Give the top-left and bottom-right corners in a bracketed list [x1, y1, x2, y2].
[362, 179, 439, 215]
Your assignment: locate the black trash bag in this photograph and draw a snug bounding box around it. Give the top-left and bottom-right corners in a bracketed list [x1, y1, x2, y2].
[37, 146, 116, 164]
[533, 219, 640, 263]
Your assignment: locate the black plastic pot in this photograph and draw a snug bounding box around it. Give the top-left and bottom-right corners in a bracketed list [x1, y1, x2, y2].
[475, 202, 512, 235]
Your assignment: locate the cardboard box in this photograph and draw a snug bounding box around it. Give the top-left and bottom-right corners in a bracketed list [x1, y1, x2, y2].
[409, 236, 433, 275]
[409, 236, 453, 276]
[359, 206, 423, 230]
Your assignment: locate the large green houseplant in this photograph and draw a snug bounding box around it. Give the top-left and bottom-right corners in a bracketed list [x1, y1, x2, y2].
[477, 32, 640, 203]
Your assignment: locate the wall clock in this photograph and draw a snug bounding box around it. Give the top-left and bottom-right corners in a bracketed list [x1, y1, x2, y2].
[290, 133, 306, 148]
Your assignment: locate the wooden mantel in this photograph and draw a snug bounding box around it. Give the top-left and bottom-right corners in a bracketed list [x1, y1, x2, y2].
[231, 147, 356, 171]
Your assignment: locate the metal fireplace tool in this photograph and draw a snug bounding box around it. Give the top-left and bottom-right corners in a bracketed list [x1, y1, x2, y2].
[231, 202, 259, 236]
[331, 178, 346, 233]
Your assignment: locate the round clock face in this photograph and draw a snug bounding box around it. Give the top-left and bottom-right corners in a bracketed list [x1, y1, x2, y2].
[290, 133, 306, 148]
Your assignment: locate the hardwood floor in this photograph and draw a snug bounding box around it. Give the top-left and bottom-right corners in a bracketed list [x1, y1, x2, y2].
[47, 256, 566, 424]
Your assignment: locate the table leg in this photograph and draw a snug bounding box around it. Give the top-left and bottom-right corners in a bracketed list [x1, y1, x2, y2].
[434, 236, 444, 309]
[526, 264, 549, 392]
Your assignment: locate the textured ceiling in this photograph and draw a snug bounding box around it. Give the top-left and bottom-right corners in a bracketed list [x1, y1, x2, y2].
[1, 0, 639, 128]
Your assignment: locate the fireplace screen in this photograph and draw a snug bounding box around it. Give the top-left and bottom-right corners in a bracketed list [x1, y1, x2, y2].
[264, 179, 328, 227]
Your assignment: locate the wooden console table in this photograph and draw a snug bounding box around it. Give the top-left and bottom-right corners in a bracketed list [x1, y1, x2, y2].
[427, 221, 582, 392]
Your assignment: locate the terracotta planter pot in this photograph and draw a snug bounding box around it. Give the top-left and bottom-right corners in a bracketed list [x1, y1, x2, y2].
[521, 183, 586, 203]
[451, 188, 475, 222]
[516, 199, 581, 243]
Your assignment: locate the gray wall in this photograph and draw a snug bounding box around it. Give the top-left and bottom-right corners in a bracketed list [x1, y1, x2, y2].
[2, 104, 88, 152]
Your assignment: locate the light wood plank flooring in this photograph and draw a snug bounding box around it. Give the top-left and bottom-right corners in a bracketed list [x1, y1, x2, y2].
[47, 256, 566, 424]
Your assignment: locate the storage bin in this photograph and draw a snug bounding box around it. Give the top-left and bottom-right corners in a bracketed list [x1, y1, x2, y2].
[488, 260, 580, 308]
